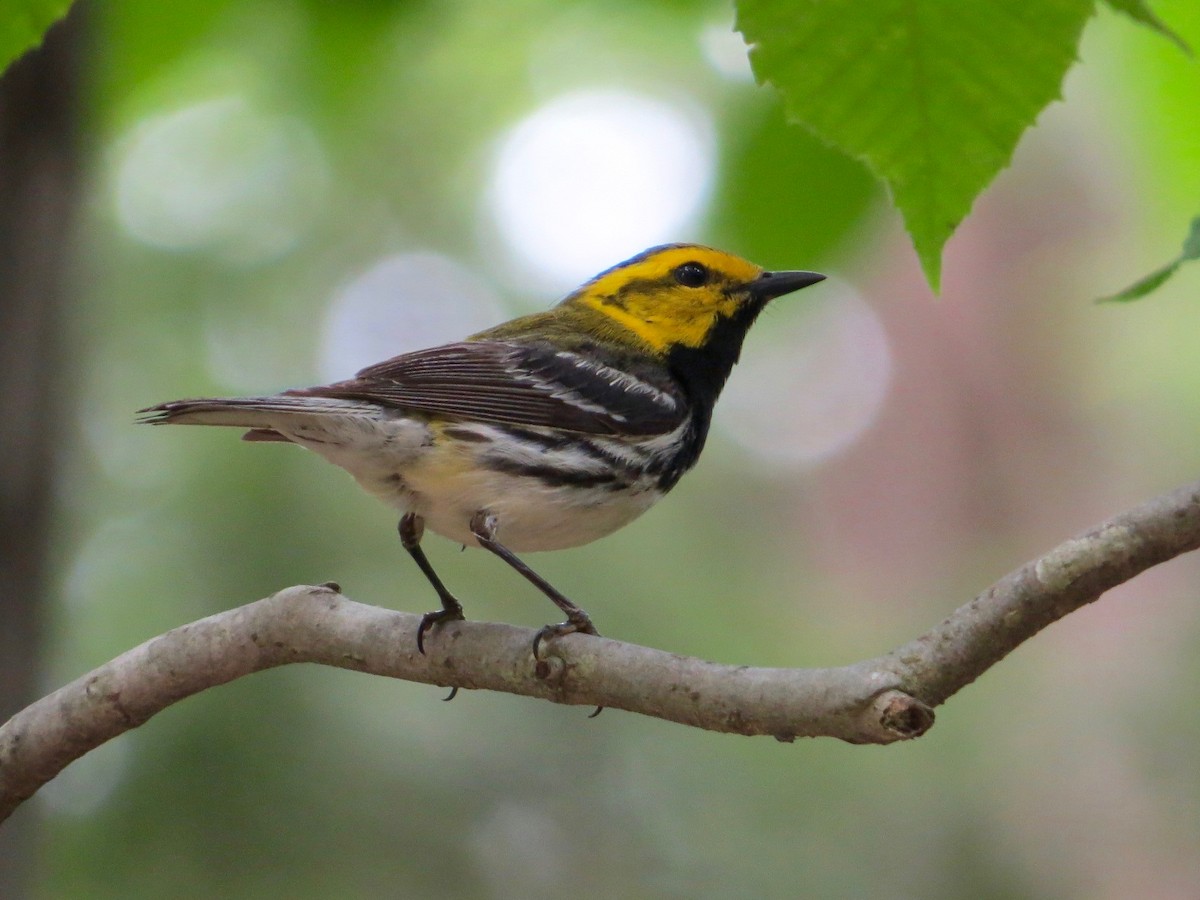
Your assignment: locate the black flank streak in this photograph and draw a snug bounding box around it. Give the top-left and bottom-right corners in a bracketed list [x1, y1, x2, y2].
[484, 457, 621, 489]
[442, 426, 491, 443]
[493, 425, 577, 451]
[578, 439, 644, 473]
[499, 424, 641, 465]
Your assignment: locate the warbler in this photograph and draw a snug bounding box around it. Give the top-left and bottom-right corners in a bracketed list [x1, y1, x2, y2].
[139, 244, 824, 655]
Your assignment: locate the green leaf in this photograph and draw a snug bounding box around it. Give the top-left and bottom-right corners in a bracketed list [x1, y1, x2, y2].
[1182, 216, 1200, 259]
[1098, 216, 1200, 302]
[0, 0, 75, 77]
[736, 0, 1094, 291]
[1102, 0, 1191, 55]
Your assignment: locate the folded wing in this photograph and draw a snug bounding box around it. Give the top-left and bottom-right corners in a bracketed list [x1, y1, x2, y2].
[294, 340, 685, 437]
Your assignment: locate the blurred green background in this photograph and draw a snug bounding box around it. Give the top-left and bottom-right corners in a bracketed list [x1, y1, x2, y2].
[9, 0, 1200, 896]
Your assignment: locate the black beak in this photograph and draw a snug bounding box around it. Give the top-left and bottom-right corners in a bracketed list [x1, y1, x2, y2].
[748, 269, 826, 302]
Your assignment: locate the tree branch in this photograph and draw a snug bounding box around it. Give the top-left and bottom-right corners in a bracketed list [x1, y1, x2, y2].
[3, 479, 1199, 823]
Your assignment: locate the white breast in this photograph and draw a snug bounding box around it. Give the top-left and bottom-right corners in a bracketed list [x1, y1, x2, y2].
[279, 412, 668, 552]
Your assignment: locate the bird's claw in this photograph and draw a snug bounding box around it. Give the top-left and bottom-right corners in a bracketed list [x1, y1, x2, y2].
[531, 618, 603, 717]
[531, 616, 599, 659]
[417, 607, 465, 655]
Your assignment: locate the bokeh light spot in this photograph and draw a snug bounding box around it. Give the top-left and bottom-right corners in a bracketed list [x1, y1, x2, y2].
[113, 96, 328, 264]
[488, 89, 715, 288]
[320, 253, 506, 381]
[720, 283, 892, 467]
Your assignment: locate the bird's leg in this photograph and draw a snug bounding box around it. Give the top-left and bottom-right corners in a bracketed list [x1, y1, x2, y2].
[468, 510, 599, 657]
[400, 512, 465, 657]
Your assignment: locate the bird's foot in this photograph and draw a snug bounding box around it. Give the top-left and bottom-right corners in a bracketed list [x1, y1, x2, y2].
[532, 616, 604, 717]
[417, 605, 465, 655]
[531, 615, 599, 659]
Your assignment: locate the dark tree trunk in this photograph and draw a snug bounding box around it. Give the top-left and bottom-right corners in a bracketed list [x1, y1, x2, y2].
[0, 7, 86, 896]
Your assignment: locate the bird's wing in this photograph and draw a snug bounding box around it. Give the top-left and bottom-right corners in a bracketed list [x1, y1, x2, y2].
[293, 341, 686, 436]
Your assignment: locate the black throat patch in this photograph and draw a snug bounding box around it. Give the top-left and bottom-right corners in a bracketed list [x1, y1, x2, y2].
[659, 298, 766, 486]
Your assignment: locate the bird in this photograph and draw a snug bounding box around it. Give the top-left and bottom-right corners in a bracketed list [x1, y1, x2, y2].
[139, 244, 825, 658]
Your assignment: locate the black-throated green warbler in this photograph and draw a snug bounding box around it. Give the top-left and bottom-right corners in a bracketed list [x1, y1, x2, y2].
[140, 244, 824, 654]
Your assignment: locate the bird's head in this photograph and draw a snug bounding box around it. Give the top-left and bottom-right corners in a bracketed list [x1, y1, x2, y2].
[561, 243, 825, 355]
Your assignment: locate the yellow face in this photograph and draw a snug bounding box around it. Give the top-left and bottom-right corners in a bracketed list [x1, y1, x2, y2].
[566, 244, 766, 352]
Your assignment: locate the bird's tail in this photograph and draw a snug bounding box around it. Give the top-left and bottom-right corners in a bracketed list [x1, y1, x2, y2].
[136, 395, 374, 442]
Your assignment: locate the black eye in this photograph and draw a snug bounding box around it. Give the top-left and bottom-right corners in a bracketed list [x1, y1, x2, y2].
[673, 262, 709, 288]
